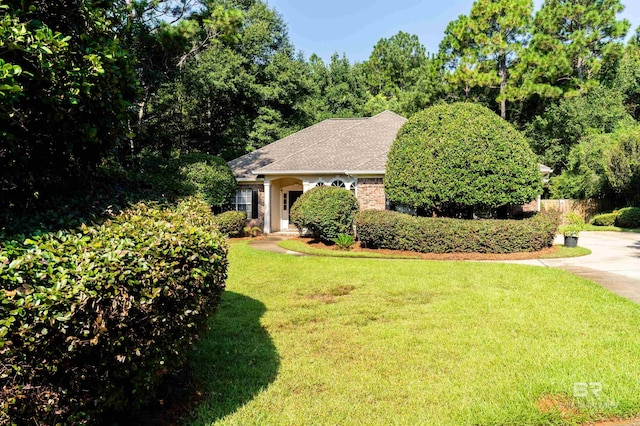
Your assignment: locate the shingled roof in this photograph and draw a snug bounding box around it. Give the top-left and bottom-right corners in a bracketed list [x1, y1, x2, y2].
[228, 110, 407, 179]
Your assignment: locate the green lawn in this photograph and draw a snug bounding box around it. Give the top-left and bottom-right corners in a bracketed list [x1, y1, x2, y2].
[185, 241, 640, 425]
[278, 239, 592, 260]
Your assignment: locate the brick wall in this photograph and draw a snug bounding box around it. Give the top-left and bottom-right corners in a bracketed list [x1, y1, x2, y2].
[238, 183, 265, 228]
[357, 178, 386, 211]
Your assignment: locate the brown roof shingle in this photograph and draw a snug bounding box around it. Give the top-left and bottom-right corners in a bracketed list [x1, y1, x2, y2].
[228, 110, 406, 178]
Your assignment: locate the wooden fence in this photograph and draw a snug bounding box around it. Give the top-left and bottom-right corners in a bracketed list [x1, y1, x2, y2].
[540, 199, 612, 223]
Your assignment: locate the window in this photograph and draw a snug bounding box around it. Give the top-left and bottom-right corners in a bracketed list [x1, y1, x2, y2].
[234, 189, 252, 216]
[316, 181, 325, 187]
[234, 188, 258, 219]
[350, 182, 357, 196]
[331, 180, 345, 188]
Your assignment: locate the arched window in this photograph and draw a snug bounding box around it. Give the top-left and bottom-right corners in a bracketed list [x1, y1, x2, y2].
[316, 181, 325, 187]
[331, 180, 345, 188]
[350, 182, 357, 195]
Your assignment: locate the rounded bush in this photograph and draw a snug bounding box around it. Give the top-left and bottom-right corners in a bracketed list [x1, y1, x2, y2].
[0, 198, 228, 424]
[214, 210, 247, 236]
[177, 152, 237, 209]
[290, 186, 359, 241]
[590, 212, 618, 227]
[385, 102, 542, 217]
[615, 207, 640, 228]
[356, 210, 560, 254]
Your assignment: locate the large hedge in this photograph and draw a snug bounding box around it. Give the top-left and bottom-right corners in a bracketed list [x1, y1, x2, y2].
[385, 102, 542, 217]
[0, 198, 228, 424]
[356, 210, 560, 254]
[290, 187, 359, 241]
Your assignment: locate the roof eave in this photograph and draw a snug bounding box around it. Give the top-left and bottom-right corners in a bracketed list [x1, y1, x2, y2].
[253, 169, 386, 176]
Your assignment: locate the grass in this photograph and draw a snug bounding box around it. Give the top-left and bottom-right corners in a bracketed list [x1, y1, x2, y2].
[278, 239, 422, 259]
[185, 241, 640, 425]
[278, 238, 591, 260]
[581, 224, 640, 233]
[539, 245, 592, 259]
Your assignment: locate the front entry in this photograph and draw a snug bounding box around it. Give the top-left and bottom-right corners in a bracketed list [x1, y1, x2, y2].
[281, 189, 303, 230]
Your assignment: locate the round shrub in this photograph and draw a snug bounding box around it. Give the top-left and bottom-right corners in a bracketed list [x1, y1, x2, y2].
[177, 152, 237, 209]
[590, 212, 618, 227]
[615, 207, 640, 228]
[0, 198, 228, 424]
[290, 186, 359, 241]
[385, 102, 542, 217]
[214, 210, 247, 236]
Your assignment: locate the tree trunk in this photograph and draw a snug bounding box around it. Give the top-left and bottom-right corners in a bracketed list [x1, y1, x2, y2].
[499, 55, 507, 120]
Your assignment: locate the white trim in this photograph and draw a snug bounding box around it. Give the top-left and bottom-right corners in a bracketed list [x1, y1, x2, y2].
[263, 180, 272, 234]
[254, 169, 386, 176]
[237, 177, 263, 183]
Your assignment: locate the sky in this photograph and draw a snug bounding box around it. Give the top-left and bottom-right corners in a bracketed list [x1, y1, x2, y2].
[265, 0, 640, 63]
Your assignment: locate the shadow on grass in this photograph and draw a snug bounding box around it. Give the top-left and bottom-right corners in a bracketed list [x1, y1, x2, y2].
[101, 292, 278, 426]
[184, 291, 280, 424]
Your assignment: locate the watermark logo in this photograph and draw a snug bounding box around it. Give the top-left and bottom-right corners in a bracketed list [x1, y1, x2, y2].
[572, 382, 618, 410]
[573, 382, 602, 398]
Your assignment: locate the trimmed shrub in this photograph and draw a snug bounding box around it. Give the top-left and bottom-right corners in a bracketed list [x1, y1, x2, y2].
[177, 153, 237, 210]
[290, 187, 359, 241]
[214, 210, 247, 236]
[0, 198, 228, 424]
[385, 102, 542, 217]
[356, 210, 560, 254]
[615, 207, 640, 228]
[591, 212, 618, 227]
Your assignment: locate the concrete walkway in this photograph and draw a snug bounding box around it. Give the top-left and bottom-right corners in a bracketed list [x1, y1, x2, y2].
[248, 232, 640, 304]
[501, 231, 640, 304]
[248, 236, 304, 256]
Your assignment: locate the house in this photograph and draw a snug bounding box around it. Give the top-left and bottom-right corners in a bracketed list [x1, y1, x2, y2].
[228, 110, 552, 233]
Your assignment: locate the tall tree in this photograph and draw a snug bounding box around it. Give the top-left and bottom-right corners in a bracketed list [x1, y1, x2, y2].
[522, 0, 630, 98]
[303, 53, 368, 120]
[143, 0, 313, 158]
[364, 31, 427, 98]
[439, 0, 533, 119]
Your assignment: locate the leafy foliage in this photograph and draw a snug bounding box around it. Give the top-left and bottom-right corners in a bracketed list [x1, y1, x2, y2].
[526, 86, 633, 172]
[214, 211, 247, 237]
[0, 0, 138, 210]
[590, 212, 618, 226]
[290, 187, 359, 242]
[605, 126, 640, 206]
[355, 210, 560, 254]
[615, 207, 640, 228]
[331, 234, 355, 251]
[0, 198, 228, 424]
[385, 102, 541, 217]
[548, 130, 619, 199]
[177, 153, 237, 209]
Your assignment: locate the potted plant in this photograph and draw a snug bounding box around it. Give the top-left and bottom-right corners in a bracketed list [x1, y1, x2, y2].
[562, 224, 581, 247]
[562, 212, 585, 248]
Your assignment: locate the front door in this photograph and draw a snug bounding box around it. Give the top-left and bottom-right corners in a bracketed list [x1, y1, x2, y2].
[281, 190, 304, 230]
[288, 191, 303, 228]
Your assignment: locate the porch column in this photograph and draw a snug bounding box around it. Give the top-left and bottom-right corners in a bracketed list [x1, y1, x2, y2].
[263, 179, 271, 234]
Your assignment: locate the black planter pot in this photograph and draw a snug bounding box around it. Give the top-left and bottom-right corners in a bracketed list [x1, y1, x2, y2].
[564, 235, 579, 248]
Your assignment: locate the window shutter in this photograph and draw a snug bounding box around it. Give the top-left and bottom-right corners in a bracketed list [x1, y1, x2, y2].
[251, 190, 259, 219]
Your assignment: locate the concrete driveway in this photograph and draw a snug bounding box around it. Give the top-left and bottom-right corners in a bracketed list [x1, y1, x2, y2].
[515, 231, 640, 303]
